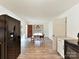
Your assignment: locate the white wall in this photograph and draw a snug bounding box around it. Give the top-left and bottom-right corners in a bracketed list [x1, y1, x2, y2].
[43, 24, 49, 37]
[56, 3, 79, 39]
[48, 20, 53, 39]
[0, 5, 27, 39]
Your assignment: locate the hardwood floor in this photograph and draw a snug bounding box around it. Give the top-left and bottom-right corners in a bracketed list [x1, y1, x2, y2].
[17, 37, 62, 59]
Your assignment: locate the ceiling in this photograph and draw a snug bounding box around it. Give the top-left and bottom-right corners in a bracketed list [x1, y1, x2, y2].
[0, 0, 79, 19]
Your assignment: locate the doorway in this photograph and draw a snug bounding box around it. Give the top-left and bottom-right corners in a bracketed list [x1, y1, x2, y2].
[27, 25, 32, 38]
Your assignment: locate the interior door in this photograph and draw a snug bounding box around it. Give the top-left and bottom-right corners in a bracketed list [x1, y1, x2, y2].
[53, 17, 67, 37]
[27, 25, 32, 38]
[53, 17, 67, 50]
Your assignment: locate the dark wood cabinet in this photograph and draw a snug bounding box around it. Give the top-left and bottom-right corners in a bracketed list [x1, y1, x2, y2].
[0, 15, 21, 59]
[0, 43, 1, 59]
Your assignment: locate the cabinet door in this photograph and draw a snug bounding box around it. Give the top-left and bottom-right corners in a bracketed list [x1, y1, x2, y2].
[0, 15, 5, 59]
[6, 15, 20, 59]
[6, 16, 16, 59]
[14, 19, 20, 57]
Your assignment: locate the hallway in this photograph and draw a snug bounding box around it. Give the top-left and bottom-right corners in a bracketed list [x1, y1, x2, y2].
[17, 38, 62, 59]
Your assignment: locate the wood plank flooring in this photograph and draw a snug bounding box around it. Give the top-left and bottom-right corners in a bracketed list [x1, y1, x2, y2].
[17, 37, 62, 59]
